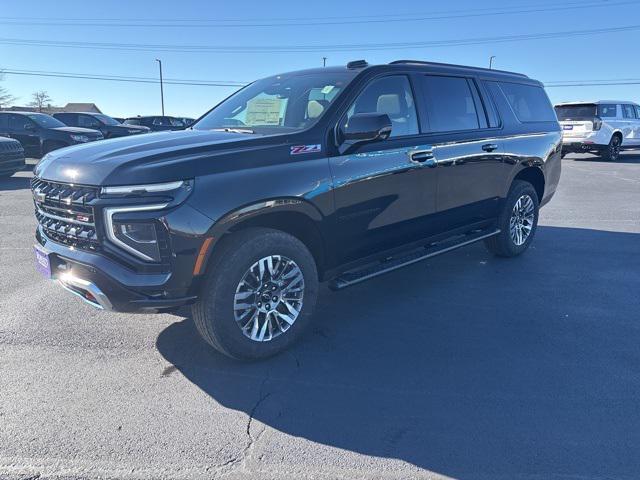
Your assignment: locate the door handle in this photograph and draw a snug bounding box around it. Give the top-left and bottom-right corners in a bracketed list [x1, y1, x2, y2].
[408, 150, 434, 164]
[482, 143, 498, 152]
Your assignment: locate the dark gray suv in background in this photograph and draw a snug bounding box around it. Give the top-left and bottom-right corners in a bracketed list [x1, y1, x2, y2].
[32, 59, 561, 360]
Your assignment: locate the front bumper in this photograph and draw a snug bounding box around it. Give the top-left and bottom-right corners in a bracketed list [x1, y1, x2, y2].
[36, 227, 198, 313]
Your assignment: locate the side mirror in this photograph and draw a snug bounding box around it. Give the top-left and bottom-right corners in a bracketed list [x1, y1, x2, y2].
[338, 113, 392, 154]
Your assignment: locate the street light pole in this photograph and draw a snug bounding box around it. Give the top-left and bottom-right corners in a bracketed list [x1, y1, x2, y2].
[155, 58, 165, 116]
[323, 56, 327, 67]
[489, 56, 496, 69]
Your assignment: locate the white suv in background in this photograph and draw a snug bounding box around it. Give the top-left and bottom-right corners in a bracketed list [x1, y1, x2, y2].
[554, 100, 640, 161]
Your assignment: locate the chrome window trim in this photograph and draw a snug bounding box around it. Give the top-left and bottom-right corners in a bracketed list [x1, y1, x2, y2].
[101, 180, 184, 195]
[104, 203, 168, 261]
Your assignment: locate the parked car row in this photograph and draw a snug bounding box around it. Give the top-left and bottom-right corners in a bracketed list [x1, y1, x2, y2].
[0, 111, 196, 158]
[554, 100, 640, 161]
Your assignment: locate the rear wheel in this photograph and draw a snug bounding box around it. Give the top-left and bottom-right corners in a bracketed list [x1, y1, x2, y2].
[484, 180, 539, 257]
[602, 135, 621, 161]
[192, 228, 319, 360]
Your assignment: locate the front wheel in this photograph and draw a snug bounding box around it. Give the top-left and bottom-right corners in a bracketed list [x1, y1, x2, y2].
[484, 180, 539, 257]
[192, 228, 319, 360]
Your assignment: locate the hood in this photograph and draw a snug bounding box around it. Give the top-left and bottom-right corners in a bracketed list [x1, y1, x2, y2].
[35, 129, 275, 186]
[51, 126, 102, 135]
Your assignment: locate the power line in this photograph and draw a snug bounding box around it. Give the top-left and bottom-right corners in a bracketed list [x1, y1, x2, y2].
[1, 69, 245, 87]
[3, 67, 640, 89]
[1, 24, 639, 53]
[0, 1, 633, 28]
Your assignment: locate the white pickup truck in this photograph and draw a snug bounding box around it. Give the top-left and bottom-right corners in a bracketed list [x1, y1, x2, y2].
[554, 100, 640, 161]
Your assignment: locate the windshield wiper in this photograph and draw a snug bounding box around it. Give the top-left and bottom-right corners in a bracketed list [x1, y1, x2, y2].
[211, 127, 255, 134]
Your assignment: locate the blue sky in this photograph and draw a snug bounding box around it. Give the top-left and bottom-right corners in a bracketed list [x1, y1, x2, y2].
[1, 0, 640, 118]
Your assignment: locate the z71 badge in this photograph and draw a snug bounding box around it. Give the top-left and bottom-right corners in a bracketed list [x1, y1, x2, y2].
[290, 144, 321, 155]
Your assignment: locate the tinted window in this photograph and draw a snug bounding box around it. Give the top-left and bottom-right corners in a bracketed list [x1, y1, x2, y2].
[418, 75, 480, 132]
[636, 106, 640, 119]
[598, 104, 617, 117]
[622, 104, 636, 119]
[346, 75, 419, 138]
[555, 104, 597, 119]
[153, 117, 170, 126]
[169, 118, 185, 127]
[124, 119, 141, 125]
[9, 115, 34, 130]
[0, 114, 7, 129]
[499, 82, 556, 122]
[79, 115, 101, 128]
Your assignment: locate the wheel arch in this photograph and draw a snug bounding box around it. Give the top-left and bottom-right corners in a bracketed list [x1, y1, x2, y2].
[512, 166, 545, 203]
[205, 198, 328, 279]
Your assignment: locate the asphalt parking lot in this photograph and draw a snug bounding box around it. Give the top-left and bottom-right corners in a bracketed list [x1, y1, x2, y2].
[1, 153, 639, 480]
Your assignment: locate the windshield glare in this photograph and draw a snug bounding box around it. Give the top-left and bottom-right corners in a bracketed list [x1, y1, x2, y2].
[193, 72, 354, 133]
[27, 114, 66, 128]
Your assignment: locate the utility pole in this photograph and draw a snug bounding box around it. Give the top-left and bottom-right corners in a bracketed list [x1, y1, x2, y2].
[155, 58, 165, 116]
[322, 57, 327, 67]
[489, 56, 496, 69]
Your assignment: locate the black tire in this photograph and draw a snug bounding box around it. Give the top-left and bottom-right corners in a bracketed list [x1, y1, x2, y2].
[602, 135, 621, 161]
[191, 228, 319, 360]
[484, 180, 539, 257]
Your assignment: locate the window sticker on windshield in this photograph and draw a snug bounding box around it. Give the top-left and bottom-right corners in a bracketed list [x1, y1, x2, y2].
[290, 144, 321, 155]
[245, 98, 282, 125]
[320, 85, 335, 95]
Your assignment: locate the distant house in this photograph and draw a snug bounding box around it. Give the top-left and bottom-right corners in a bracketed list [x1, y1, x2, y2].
[4, 102, 103, 114]
[62, 103, 102, 113]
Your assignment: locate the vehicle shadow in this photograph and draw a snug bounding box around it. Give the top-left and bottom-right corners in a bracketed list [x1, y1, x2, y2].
[0, 174, 31, 191]
[567, 151, 640, 164]
[156, 226, 640, 479]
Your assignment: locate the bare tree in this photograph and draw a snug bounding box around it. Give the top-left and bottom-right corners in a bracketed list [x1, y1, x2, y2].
[0, 71, 16, 110]
[28, 90, 53, 113]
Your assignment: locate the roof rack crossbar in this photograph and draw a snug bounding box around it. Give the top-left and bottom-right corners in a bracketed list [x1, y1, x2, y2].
[389, 60, 528, 78]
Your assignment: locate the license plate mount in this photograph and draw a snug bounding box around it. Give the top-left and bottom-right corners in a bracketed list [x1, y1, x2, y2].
[34, 245, 52, 279]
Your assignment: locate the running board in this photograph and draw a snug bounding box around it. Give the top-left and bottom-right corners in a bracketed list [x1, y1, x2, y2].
[329, 228, 500, 290]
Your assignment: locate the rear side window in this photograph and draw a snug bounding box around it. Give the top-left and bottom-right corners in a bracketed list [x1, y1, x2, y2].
[418, 75, 480, 132]
[0, 114, 7, 129]
[622, 104, 636, 119]
[124, 119, 140, 125]
[636, 106, 640, 119]
[498, 82, 556, 122]
[598, 104, 617, 117]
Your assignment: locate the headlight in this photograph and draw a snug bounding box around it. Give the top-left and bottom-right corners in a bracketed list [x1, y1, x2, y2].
[101, 180, 185, 195]
[104, 204, 168, 262]
[70, 134, 90, 143]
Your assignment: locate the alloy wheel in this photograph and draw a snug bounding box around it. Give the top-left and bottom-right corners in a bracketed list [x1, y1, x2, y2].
[509, 194, 535, 246]
[233, 255, 305, 342]
[609, 136, 621, 160]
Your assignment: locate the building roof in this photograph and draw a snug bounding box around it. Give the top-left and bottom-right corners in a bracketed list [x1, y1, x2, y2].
[63, 103, 102, 113]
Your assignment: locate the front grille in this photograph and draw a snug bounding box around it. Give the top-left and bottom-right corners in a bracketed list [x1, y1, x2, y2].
[0, 139, 23, 153]
[31, 177, 101, 251]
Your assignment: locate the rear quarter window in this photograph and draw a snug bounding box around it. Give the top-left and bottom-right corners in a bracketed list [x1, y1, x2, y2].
[498, 82, 556, 123]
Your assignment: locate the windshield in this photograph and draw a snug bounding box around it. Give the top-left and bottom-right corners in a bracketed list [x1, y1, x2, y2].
[193, 71, 354, 134]
[27, 113, 66, 128]
[554, 104, 597, 120]
[94, 114, 121, 126]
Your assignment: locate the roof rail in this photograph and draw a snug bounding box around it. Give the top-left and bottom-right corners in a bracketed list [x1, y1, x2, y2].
[389, 60, 528, 78]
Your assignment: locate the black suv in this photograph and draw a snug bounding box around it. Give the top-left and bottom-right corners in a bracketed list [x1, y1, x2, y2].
[0, 136, 25, 177]
[53, 112, 150, 138]
[0, 112, 103, 158]
[122, 116, 186, 131]
[31, 60, 561, 360]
